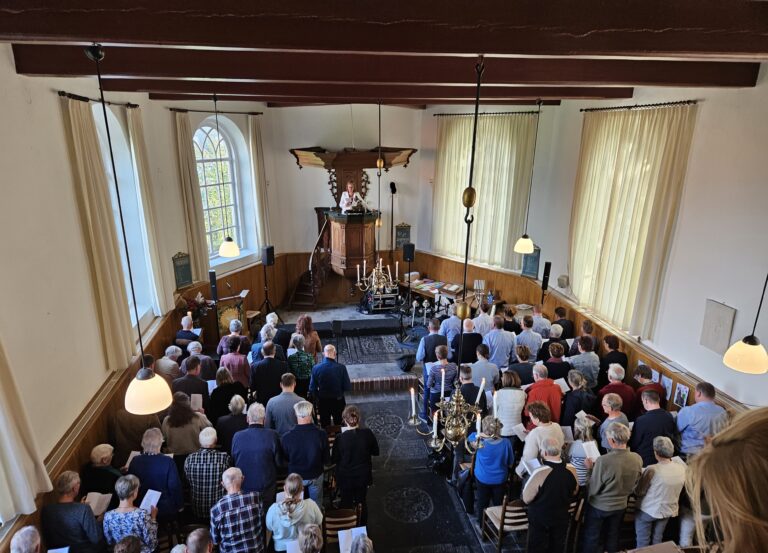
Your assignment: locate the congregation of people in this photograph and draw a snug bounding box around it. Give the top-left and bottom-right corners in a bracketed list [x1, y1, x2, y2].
[417, 303, 732, 553]
[13, 313, 379, 553]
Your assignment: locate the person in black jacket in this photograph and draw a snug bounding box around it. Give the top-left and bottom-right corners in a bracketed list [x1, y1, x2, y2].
[561, 370, 597, 427]
[208, 368, 249, 426]
[215, 394, 249, 455]
[332, 405, 379, 524]
[80, 444, 122, 511]
[250, 341, 288, 406]
[543, 343, 571, 382]
[553, 307, 575, 340]
[522, 438, 579, 553]
[629, 390, 678, 466]
[537, 324, 570, 362]
[450, 319, 483, 364]
[598, 335, 629, 390]
[508, 345, 535, 385]
[172, 357, 210, 412]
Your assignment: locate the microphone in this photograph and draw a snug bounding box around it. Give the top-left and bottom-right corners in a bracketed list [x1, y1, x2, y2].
[390, 181, 397, 194]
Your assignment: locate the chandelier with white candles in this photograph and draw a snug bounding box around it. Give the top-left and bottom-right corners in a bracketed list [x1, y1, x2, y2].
[407, 375, 499, 453]
[356, 257, 399, 293]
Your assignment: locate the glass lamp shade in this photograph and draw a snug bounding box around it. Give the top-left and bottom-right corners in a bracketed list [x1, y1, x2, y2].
[514, 234, 534, 255]
[723, 336, 768, 374]
[218, 236, 240, 258]
[125, 369, 173, 415]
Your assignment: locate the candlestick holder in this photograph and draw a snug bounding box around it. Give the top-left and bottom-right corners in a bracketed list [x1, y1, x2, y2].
[407, 413, 421, 426]
[356, 261, 398, 293]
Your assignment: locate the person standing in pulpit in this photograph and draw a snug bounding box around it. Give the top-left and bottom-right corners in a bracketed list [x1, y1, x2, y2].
[339, 180, 355, 213]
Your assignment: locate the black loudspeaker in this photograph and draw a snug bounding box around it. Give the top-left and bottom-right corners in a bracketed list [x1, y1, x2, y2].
[541, 261, 552, 292]
[262, 245, 275, 267]
[390, 181, 397, 194]
[403, 242, 415, 262]
[209, 269, 219, 303]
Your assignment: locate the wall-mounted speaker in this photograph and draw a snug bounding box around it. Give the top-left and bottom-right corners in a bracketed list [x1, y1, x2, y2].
[403, 243, 415, 262]
[390, 181, 397, 194]
[209, 269, 219, 303]
[262, 245, 275, 267]
[557, 274, 570, 289]
[541, 261, 552, 292]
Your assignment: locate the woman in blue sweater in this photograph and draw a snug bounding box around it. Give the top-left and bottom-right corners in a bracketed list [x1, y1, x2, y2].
[468, 416, 514, 518]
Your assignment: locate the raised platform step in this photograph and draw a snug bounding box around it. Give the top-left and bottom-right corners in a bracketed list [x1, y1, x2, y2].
[278, 318, 401, 338]
[351, 373, 418, 393]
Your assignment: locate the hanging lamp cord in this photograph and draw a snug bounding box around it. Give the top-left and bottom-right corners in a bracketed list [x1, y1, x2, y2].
[377, 101, 383, 257]
[213, 93, 221, 154]
[461, 56, 485, 302]
[523, 100, 542, 236]
[752, 272, 768, 336]
[90, 44, 146, 365]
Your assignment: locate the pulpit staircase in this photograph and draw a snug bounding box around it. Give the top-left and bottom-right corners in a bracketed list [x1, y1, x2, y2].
[289, 218, 330, 309]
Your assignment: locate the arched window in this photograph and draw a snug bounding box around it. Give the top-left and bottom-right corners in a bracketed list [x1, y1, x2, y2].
[193, 125, 241, 258]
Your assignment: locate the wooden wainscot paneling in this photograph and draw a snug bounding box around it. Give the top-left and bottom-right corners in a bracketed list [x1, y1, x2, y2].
[414, 251, 747, 415]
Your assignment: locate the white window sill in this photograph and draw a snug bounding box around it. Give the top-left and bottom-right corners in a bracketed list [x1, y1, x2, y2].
[209, 249, 260, 274]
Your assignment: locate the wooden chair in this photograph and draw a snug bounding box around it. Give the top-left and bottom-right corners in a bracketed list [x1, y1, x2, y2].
[564, 494, 585, 553]
[322, 505, 362, 552]
[481, 496, 529, 553]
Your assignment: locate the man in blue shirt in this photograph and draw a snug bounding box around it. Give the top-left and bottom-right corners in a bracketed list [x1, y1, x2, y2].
[231, 403, 282, 506]
[309, 344, 351, 427]
[439, 303, 462, 354]
[676, 382, 726, 457]
[281, 400, 330, 505]
[482, 315, 517, 369]
[516, 315, 544, 356]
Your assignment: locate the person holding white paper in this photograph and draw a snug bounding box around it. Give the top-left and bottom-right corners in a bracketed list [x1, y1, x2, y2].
[81, 444, 121, 511]
[41, 471, 105, 553]
[516, 402, 565, 478]
[103, 476, 158, 553]
[495, 371, 527, 448]
[581, 423, 642, 553]
[560, 370, 597, 428]
[266, 474, 323, 552]
[524, 365, 563, 426]
[127, 428, 184, 520]
[522, 438, 579, 553]
[162, 392, 212, 456]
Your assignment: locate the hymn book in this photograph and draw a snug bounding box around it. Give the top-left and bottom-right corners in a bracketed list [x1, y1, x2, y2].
[512, 423, 529, 441]
[582, 441, 601, 462]
[191, 394, 203, 411]
[338, 526, 368, 553]
[84, 492, 112, 517]
[554, 378, 571, 394]
[139, 489, 161, 511]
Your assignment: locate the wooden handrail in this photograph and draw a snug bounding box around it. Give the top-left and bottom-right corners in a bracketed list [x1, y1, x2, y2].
[309, 217, 329, 273]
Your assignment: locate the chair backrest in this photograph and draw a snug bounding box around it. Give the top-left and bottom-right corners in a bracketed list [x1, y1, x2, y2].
[623, 494, 637, 522]
[323, 506, 361, 545]
[326, 424, 342, 452]
[501, 498, 529, 531]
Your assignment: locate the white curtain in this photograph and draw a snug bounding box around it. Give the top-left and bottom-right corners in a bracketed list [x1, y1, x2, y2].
[174, 112, 209, 281]
[569, 104, 698, 337]
[0, 338, 52, 523]
[63, 98, 134, 372]
[247, 115, 271, 247]
[126, 107, 171, 314]
[431, 113, 537, 271]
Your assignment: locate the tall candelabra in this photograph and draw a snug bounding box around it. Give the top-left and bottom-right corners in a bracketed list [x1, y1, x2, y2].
[356, 258, 398, 293]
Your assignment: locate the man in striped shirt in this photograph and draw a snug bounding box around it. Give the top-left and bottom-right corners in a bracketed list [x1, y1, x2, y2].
[210, 468, 264, 553]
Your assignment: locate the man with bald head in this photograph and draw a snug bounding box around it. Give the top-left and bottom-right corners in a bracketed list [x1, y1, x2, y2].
[309, 344, 351, 426]
[210, 467, 264, 553]
[450, 318, 483, 364]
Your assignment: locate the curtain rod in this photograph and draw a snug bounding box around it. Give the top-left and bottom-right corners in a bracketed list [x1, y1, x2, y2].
[580, 99, 697, 113]
[169, 107, 263, 116]
[433, 110, 538, 117]
[57, 90, 139, 108]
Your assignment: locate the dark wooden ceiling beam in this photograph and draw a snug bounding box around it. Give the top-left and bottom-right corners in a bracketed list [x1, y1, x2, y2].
[2, 2, 768, 59]
[147, 93, 562, 106]
[102, 79, 633, 100]
[267, 102, 427, 110]
[11, 45, 759, 88]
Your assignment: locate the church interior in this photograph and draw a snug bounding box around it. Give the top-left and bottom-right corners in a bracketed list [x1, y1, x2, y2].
[1, 4, 768, 553]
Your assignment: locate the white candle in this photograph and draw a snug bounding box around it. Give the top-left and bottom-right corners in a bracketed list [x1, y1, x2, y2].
[475, 378, 485, 405]
[363, 259, 366, 275]
[493, 390, 498, 418]
[476, 412, 482, 435]
[187, 311, 192, 318]
[357, 264, 360, 282]
[432, 411, 439, 438]
[387, 265, 392, 282]
[411, 304, 416, 327]
[396, 261, 399, 279]
[410, 387, 416, 417]
[440, 368, 446, 400]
